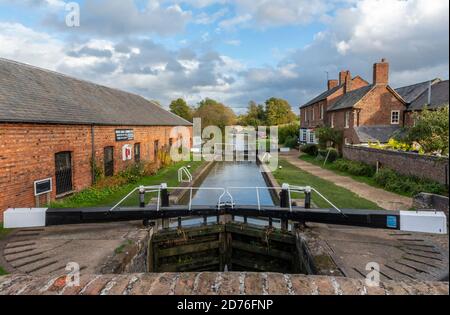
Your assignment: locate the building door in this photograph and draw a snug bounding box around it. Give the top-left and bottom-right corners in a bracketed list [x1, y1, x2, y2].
[55, 152, 73, 195]
[134, 143, 141, 163]
[104, 147, 114, 177]
[154, 140, 159, 161]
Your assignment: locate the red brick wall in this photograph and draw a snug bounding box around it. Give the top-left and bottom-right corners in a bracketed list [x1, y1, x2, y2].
[330, 85, 407, 144]
[343, 145, 449, 185]
[355, 85, 406, 126]
[0, 123, 192, 220]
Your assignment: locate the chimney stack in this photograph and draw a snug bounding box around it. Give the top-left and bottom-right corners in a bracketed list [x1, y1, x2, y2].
[373, 58, 389, 85]
[344, 71, 352, 94]
[328, 79, 339, 90]
[339, 71, 349, 86]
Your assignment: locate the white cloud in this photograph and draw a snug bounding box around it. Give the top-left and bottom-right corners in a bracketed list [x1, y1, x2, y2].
[224, 39, 241, 46]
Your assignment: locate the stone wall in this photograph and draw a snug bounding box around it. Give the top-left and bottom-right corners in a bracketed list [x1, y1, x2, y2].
[343, 145, 449, 185]
[1, 272, 448, 295]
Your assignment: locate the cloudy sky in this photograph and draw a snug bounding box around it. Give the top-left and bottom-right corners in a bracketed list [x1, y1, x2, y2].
[0, 0, 448, 112]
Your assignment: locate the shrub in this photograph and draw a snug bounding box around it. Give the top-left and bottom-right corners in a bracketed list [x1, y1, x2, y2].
[374, 168, 447, 196]
[334, 159, 376, 177]
[284, 136, 298, 148]
[279, 123, 300, 145]
[318, 148, 339, 163]
[316, 126, 343, 149]
[300, 144, 318, 156]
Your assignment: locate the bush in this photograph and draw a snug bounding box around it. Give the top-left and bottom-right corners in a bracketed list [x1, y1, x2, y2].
[334, 159, 376, 177]
[279, 123, 300, 146]
[300, 144, 318, 156]
[374, 168, 447, 196]
[318, 148, 339, 163]
[284, 136, 298, 148]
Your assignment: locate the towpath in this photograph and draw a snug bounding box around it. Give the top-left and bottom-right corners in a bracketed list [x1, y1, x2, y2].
[281, 151, 413, 210]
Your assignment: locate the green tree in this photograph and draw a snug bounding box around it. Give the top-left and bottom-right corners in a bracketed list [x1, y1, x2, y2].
[405, 106, 449, 155]
[264, 97, 297, 126]
[238, 101, 266, 127]
[169, 98, 193, 122]
[316, 126, 343, 150]
[194, 98, 237, 130]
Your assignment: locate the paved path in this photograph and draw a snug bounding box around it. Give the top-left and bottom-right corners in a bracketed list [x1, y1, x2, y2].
[281, 152, 413, 210]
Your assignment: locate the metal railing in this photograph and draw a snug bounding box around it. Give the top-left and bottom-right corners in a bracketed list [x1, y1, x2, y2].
[109, 183, 343, 215]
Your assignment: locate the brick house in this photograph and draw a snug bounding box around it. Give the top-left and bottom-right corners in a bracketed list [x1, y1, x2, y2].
[0, 58, 192, 220]
[299, 72, 368, 144]
[300, 58, 449, 145]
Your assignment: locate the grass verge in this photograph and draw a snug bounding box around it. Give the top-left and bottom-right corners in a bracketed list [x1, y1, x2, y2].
[51, 160, 204, 208]
[300, 155, 448, 197]
[0, 223, 11, 275]
[273, 159, 382, 210]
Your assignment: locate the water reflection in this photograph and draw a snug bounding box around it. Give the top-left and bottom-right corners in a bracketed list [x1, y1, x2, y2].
[171, 162, 287, 229]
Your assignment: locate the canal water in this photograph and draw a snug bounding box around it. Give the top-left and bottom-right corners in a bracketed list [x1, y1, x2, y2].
[191, 161, 274, 206]
[177, 161, 279, 228]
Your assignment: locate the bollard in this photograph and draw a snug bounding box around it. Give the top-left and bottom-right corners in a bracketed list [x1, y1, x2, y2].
[160, 183, 170, 207]
[279, 183, 290, 231]
[304, 186, 312, 209]
[280, 183, 290, 208]
[139, 186, 146, 208]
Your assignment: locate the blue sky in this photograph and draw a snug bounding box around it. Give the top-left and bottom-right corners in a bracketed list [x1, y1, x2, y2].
[0, 0, 448, 112]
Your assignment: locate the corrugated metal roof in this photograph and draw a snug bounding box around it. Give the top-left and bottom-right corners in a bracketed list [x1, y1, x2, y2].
[407, 80, 449, 111]
[327, 85, 373, 112]
[0, 58, 191, 126]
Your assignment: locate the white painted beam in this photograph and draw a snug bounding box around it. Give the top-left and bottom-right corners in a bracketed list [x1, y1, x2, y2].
[4, 208, 47, 229]
[400, 211, 447, 234]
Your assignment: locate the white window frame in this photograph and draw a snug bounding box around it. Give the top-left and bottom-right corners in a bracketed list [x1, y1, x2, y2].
[309, 131, 316, 144]
[320, 104, 324, 120]
[312, 107, 315, 121]
[391, 110, 400, 125]
[331, 113, 335, 128]
[345, 111, 350, 129]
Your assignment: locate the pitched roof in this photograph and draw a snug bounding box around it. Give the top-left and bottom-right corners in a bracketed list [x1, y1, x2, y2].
[407, 80, 449, 111]
[354, 125, 403, 143]
[395, 78, 441, 104]
[0, 58, 191, 126]
[300, 84, 342, 108]
[327, 85, 373, 112]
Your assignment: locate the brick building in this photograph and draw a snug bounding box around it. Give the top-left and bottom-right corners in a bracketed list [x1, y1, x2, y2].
[0, 58, 192, 220]
[300, 59, 449, 145]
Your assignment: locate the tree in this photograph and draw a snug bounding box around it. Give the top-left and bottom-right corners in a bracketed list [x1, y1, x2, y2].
[264, 98, 297, 126]
[169, 98, 193, 122]
[316, 126, 344, 151]
[193, 98, 237, 130]
[405, 106, 449, 155]
[238, 101, 266, 127]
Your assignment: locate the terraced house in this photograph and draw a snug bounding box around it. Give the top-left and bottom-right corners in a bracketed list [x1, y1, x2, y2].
[0, 58, 192, 220]
[300, 59, 449, 145]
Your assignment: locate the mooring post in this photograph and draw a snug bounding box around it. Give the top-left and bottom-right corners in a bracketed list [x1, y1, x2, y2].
[304, 186, 311, 209]
[139, 186, 146, 208]
[279, 183, 290, 231]
[161, 183, 170, 229]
